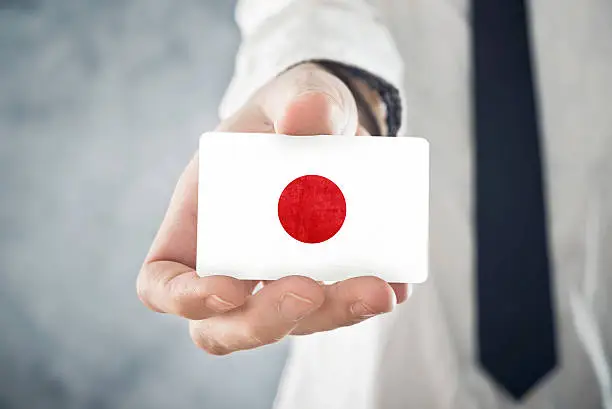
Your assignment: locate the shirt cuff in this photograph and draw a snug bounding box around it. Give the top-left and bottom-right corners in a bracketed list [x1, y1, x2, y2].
[219, 2, 405, 136]
[312, 60, 402, 137]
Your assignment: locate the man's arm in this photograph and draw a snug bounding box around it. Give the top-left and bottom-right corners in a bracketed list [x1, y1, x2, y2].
[221, 0, 405, 135]
[137, 1, 410, 356]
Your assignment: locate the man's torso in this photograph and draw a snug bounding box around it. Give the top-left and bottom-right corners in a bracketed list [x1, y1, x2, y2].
[274, 1, 612, 408]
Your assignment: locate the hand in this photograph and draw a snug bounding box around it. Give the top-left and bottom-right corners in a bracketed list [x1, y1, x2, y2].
[136, 63, 411, 355]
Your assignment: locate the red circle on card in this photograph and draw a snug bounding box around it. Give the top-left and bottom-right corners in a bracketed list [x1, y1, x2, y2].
[277, 175, 346, 244]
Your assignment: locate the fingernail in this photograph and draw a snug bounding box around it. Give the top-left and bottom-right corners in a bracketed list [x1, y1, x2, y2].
[206, 295, 236, 312]
[279, 292, 315, 321]
[294, 90, 347, 135]
[350, 301, 376, 318]
[322, 93, 347, 135]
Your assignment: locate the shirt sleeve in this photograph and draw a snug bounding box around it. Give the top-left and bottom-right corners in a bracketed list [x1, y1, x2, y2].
[219, 0, 405, 134]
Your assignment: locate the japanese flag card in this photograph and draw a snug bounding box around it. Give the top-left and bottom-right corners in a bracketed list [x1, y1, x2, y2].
[196, 132, 429, 283]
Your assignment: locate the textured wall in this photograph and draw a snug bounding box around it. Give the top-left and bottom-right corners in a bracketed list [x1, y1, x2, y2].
[0, 1, 287, 408]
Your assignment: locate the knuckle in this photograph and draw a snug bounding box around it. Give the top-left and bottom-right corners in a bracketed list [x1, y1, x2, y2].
[163, 274, 201, 318]
[198, 338, 231, 356]
[241, 326, 268, 348]
[168, 293, 195, 318]
[243, 323, 287, 348]
[136, 269, 157, 311]
[190, 325, 231, 356]
[284, 64, 334, 94]
[189, 323, 281, 356]
[136, 273, 148, 304]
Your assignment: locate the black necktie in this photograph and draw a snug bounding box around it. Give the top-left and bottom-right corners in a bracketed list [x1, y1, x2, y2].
[473, 0, 558, 399]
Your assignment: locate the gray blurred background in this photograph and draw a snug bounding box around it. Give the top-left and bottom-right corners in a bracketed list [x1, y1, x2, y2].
[0, 1, 288, 408]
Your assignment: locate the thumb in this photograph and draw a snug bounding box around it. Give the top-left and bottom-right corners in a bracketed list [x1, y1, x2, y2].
[262, 63, 359, 136]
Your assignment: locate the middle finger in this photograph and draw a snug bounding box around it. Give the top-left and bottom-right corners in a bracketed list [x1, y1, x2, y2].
[189, 275, 325, 355]
[291, 276, 398, 335]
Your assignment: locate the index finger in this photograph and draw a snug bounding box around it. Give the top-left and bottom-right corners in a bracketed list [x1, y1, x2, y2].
[137, 153, 256, 319]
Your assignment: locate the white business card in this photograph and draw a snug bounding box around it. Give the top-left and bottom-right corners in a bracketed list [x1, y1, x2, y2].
[197, 132, 429, 283]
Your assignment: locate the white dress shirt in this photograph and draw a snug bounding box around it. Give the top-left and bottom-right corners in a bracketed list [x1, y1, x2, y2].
[220, 1, 612, 408]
